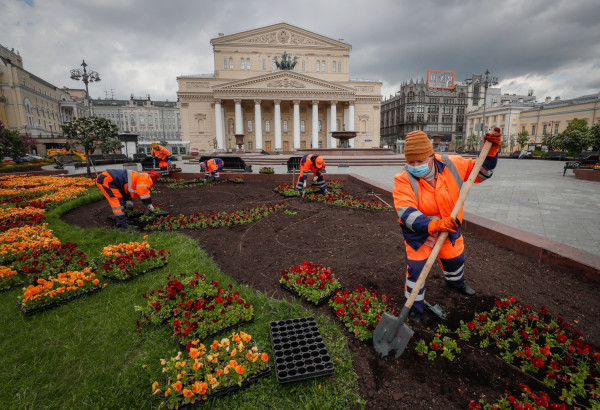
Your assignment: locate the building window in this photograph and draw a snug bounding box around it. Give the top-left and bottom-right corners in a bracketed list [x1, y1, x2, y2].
[301, 60, 305, 71]
[321, 61, 325, 72]
[283, 120, 288, 132]
[241, 58, 245, 70]
[532, 125, 536, 135]
[338, 61, 341, 72]
[426, 124, 438, 132]
[229, 120, 234, 134]
[265, 120, 271, 132]
[140, 115, 145, 126]
[318, 120, 322, 131]
[554, 123, 559, 135]
[318, 140, 323, 148]
[229, 58, 233, 69]
[247, 120, 253, 132]
[332, 61, 336, 72]
[442, 125, 452, 132]
[248, 141, 253, 150]
[416, 105, 424, 113]
[246, 58, 250, 69]
[442, 106, 453, 114]
[301, 120, 305, 132]
[224, 58, 227, 69]
[262, 59, 266, 70]
[316, 60, 320, 72]
[543, 124, 547, 135]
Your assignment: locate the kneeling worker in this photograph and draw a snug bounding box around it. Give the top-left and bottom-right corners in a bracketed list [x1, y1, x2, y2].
[295, 153, 329, 194]
[96, 169, 160, 230]
[151, 142, 171, 173]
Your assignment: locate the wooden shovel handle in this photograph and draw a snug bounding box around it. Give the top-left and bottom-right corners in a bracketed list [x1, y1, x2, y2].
[404, 141, 493, 309]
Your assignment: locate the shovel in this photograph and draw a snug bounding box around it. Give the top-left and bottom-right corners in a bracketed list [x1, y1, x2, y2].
[373, 140, 493, 359]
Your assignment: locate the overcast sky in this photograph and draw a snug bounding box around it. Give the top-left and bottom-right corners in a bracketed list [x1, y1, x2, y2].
[3, 0, 599, 103]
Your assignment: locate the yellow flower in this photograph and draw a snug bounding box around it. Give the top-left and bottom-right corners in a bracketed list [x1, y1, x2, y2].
[152, 381, 159, 392]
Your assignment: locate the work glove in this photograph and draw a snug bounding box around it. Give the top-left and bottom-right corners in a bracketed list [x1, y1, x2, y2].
[428, 217, 460, 234]
[147, 204, 155, 213]
[125, 200, 134, 210]
[484, 127, 502, 156]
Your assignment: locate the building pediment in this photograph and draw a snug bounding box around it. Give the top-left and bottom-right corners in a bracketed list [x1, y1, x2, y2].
[211, 22, 351, 51]
[213, 71, 355, 94]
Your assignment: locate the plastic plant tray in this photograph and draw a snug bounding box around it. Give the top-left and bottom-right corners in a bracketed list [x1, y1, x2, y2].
[280, 283, 339, 307]
[269, 316, 335, 383]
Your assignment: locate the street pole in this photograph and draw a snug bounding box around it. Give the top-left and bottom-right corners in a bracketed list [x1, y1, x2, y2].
[70, 60, 100, 117]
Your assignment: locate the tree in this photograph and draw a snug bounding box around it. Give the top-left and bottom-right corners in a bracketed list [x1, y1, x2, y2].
[516, 130, 529, 150]
[0, 120, 27, 160]
[589, 122, 600, 151]
[62, 117, 120, 175]
[551, 118, 590, 157]
[454, 135, 463, 150]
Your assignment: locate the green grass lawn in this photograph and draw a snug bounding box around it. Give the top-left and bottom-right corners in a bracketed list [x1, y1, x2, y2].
[0, 189, 363, 409]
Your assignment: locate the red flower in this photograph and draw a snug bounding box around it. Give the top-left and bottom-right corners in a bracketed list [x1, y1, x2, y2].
[466, 321, 476, 330]
[336, 307, 345, 317]
[531, 356, 545, 368]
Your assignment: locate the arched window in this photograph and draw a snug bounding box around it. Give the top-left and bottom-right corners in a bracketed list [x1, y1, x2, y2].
[246, 58, 250, 69]
[332, 61, 336, 72]
[316, 60, 320, 72]
[229, 58, 233, 69]
[338, 61, 341, 72]
[223, 58, 227, 69]
[241, 58, 245, 70]
[321, 61, 325, 72]
[24, 98, 34, 127]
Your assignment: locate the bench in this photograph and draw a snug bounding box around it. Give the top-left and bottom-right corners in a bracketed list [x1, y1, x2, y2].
[53, 155, 85, 169]
[133, 153, 147, 162]
[542, 151, 566, 160]
[287, 156, 302, 173]
[563, 153, 599, 175]
[199, 156, 252, 172]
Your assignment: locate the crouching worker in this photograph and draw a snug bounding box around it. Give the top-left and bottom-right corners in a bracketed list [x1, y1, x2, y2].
[295, 154, 329, 194]
[393, 129, 501, 322]
[200, 158, 224, 182]
[151, 142, 171, 173]
[96, 169, 160, 230]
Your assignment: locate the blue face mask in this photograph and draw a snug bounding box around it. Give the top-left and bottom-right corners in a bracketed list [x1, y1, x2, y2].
[407, 163, 431, 178]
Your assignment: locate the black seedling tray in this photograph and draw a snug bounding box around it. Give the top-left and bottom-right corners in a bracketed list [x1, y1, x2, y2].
[269, 317, 335, 383]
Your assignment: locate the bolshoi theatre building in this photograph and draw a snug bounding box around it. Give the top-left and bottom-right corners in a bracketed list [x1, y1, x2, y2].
[177, 23, 382, 154]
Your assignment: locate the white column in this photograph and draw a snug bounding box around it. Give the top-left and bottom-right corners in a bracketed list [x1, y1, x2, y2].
[330, 101, 337, 148]
[326, 107, 331, 148]
[214, 100, 224, 151]
[221, 105, 226, 149]
[254, 99, 263, 151]
[274, 99, 282, 151]
[348, 102, 355, 148]
[293, 100, 300, 150]
[234, 99, 243, 135]
[312, 101, 319, 149]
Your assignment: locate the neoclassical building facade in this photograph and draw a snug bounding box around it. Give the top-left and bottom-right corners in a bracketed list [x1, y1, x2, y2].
[177, 23, 382, 153]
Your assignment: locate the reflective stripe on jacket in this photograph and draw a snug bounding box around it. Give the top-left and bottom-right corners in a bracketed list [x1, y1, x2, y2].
[106, 169, 154, 205]
[393, 153, 497, 250]
[151, 145, 171, 160]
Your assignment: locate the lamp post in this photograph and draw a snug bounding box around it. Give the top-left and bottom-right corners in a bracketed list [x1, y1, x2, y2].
[465, 69, 498, 149]
[70, 60, 100, 117]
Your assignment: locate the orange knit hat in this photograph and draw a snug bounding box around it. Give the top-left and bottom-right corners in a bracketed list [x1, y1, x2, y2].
[404, 131, 434, 162]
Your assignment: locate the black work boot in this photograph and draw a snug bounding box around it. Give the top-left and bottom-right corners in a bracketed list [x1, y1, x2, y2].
[409, 310, 422, 323]
[446, 282, 476, 296]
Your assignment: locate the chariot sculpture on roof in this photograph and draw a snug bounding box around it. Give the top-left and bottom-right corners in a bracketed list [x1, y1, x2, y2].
[273, 51, 298, 70]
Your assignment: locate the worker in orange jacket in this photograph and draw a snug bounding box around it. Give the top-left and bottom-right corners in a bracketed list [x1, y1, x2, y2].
[151, 142, 171, 172]
[295, 154, 329, 194]
[96, 169, 160, 230]
[200, 158, 224, 181]
[393, 129, 502, 322]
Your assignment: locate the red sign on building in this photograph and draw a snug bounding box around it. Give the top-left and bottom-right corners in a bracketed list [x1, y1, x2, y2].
[427, 70, 456, 89]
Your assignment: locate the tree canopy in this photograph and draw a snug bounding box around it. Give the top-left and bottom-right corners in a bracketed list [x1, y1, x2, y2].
[0, 121, 27, 160]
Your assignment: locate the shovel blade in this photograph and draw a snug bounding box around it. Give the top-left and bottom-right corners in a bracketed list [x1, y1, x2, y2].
[373, 311, 414, 359]
[425, 302, 447, 320]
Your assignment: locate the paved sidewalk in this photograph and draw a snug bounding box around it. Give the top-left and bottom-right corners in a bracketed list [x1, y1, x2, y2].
[54, 158, 600, 257]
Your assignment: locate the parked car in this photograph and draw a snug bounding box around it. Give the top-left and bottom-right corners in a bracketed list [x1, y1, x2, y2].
[510, 150, 532, 159]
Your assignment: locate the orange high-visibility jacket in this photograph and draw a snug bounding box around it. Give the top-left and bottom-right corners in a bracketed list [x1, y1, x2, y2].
[298, 154, 324, 179]
[151, 145, 171, 160]
[206, 158, 224, 172]
[393, 153, 495, 250]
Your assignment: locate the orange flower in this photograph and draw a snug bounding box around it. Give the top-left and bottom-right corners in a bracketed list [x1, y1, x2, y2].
[235, 365, 245, 375]
[164, 388, 171, 397]
[229, 359, 238, 368]
[192, 381, 208, 394]
[182, 389, 193, 398]
[211, 340, 219, 350]
[215, 369, 223, 376]
[172, 381, 182, 392]
[92, 279, 100, 285]
[261, 353, 269, 362]
[240, 331, 252, 342]
[189, 347, 200, 360]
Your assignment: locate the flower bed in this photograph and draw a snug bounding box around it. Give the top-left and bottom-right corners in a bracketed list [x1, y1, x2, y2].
[0, 224, 61, 264]
[273, 183, 391, 210]
[227, 177, 244, 184]
[13, 242, 90, 281]
[153, 331, 270, 408]
[99, 240, 168, 281]
[0, 265, 21, 291]
[328, 286, 397, 342]
[259, 167, 274, 174]
[172, 284, 254, 346]
[456, 297, 600, 408]
[136, 272, 220, 328]
[0, 206, 47, 231]
[279, 261, 341, 306]
[144, 203, 284, 231]
[17, 268, 105, 314]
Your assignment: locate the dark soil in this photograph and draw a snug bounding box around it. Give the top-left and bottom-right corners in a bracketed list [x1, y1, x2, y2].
[62, 178, 600, 409]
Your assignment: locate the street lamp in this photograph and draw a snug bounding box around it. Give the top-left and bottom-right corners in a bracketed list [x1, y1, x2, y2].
[465, 69, 498, 149]
[70, 60, 100, 117]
